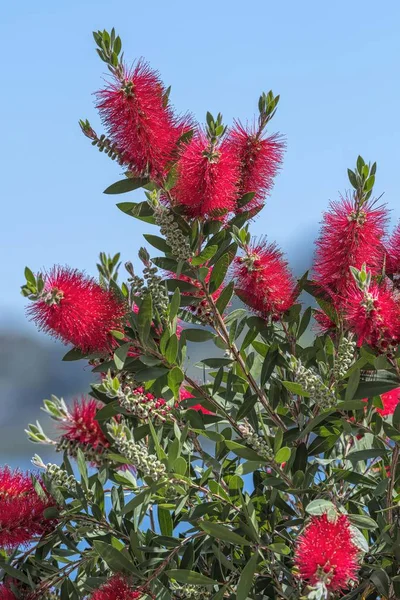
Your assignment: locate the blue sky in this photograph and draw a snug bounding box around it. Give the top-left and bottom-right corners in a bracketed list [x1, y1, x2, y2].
[1, 0, 400, 333]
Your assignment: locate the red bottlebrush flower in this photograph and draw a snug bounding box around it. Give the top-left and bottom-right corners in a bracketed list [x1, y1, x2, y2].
[386, 222, 400, 276]
[172, 132, 240, 218]
[313, 197, 387, 297]
[294, 513, 359, 591]
[344, 282, 400, 351]
[90, 574, 141, 600]
[233, 241, 295, 319]
[59, 397, 109, 453]
[363, 387, 400, 417]
[0, 467, 55, 549]
[28, 267, 125, 353]
[227, 122, 284, 210]
[96, 61, 186, 179]
[0, 585, 17, 600]
[179, 387, 214, 415]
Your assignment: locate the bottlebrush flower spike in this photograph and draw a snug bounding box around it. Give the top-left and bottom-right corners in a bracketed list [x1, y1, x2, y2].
[28, 267, 125, 353]
[386, 221, 400, 276]
[233, 240, 295, 318]
[344, 282, 400, 351]
[294, 513, 360, 592]
[172, 132, 240, 218]
[96, 61, 187, 179]
[0, 467, 55, 549]
[179, 387, 214, 414]
[58, 397, 110, 462]
[313, 197, 387, 296]
[227, 122, 284, 210]
[90, 574, 141, 600]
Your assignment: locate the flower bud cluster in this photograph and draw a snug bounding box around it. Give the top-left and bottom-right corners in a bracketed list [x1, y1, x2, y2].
[238, 423, 273, 460]
[173, 585, 210, 600]
[143, 264, 169, 314]
[154, 205, 191, 260]
[46, 463, 77, 492]
[111, 425, 166, 481]
[334, 335, 356, 380]
[98, 374, 172, 423]
[120, 386, 172, 423]
[56, 438, 109, 467]
[291, 357, 336, 408]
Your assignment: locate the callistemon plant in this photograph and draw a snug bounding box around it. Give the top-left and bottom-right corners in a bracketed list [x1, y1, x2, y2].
[3, 28, 400, 600]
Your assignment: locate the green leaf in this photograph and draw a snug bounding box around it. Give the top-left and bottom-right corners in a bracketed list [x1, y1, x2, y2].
[275, 447, 291, 464]
[345, 369, 360, 401]
[138, 294, 152, 343]
[62, 347, 87, 361]
[104, 177, 150, 194]
[267, 543, 291, 555]
[281, 381, 309, 397]
[225, 441, 267, 462]
[183, 329, 214, 342]
[117, 201, 155, 223]
[347, 168, 358, 189]
[158, 507, 173, 537]
[370, 569, 390, 597]
[209, 253, 230, 292]
[165, 334, 179, 364]
[216, 281, 234, 314]
[348, 514, 378, 530]
[348, 449, 389, 462]
[135, 367, 169, 382]
[166, 570, 216, 586]
[0, 563, 30, 585]
[168, 366, 184, 397]
[113, 342, 131, 370]
[143, 234, 171, 253]
[202, 358, 233, 367]
[261, 349, 278, 385]
[297, 306, 312, 338]
[298, 409, 336, 438]
[169, 288, 181, 320]
[305, 499, 336, 516]
[76, 448, 88, 487]
[191, 246, 218, 266]
[236, 552, 258, 600]
[199, 521, 251, 546]
[93, 541, 136, 574]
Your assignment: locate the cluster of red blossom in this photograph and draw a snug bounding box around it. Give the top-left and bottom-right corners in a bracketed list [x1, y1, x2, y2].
[96, 61, 284, 218]
[58, 397, 111, 461]
[313, 199, 400, 352]
[0, 467, 54, 550]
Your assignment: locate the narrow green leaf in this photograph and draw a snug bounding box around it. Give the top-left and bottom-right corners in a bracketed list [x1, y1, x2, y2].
[236, 552, 258, 600]
[166, 570, 216, 585]
[104, 177, 149, 194]
[199, 521, 251, 546]
[191, 246, 218, 266]
[93, 541, 136, 573]
[138, 294, 152, 343]
[114, 342, 131, 370]
[158, 507, 173, 537]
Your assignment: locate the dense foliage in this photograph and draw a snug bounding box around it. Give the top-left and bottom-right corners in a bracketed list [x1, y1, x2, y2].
[2, 28, 400, 600]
